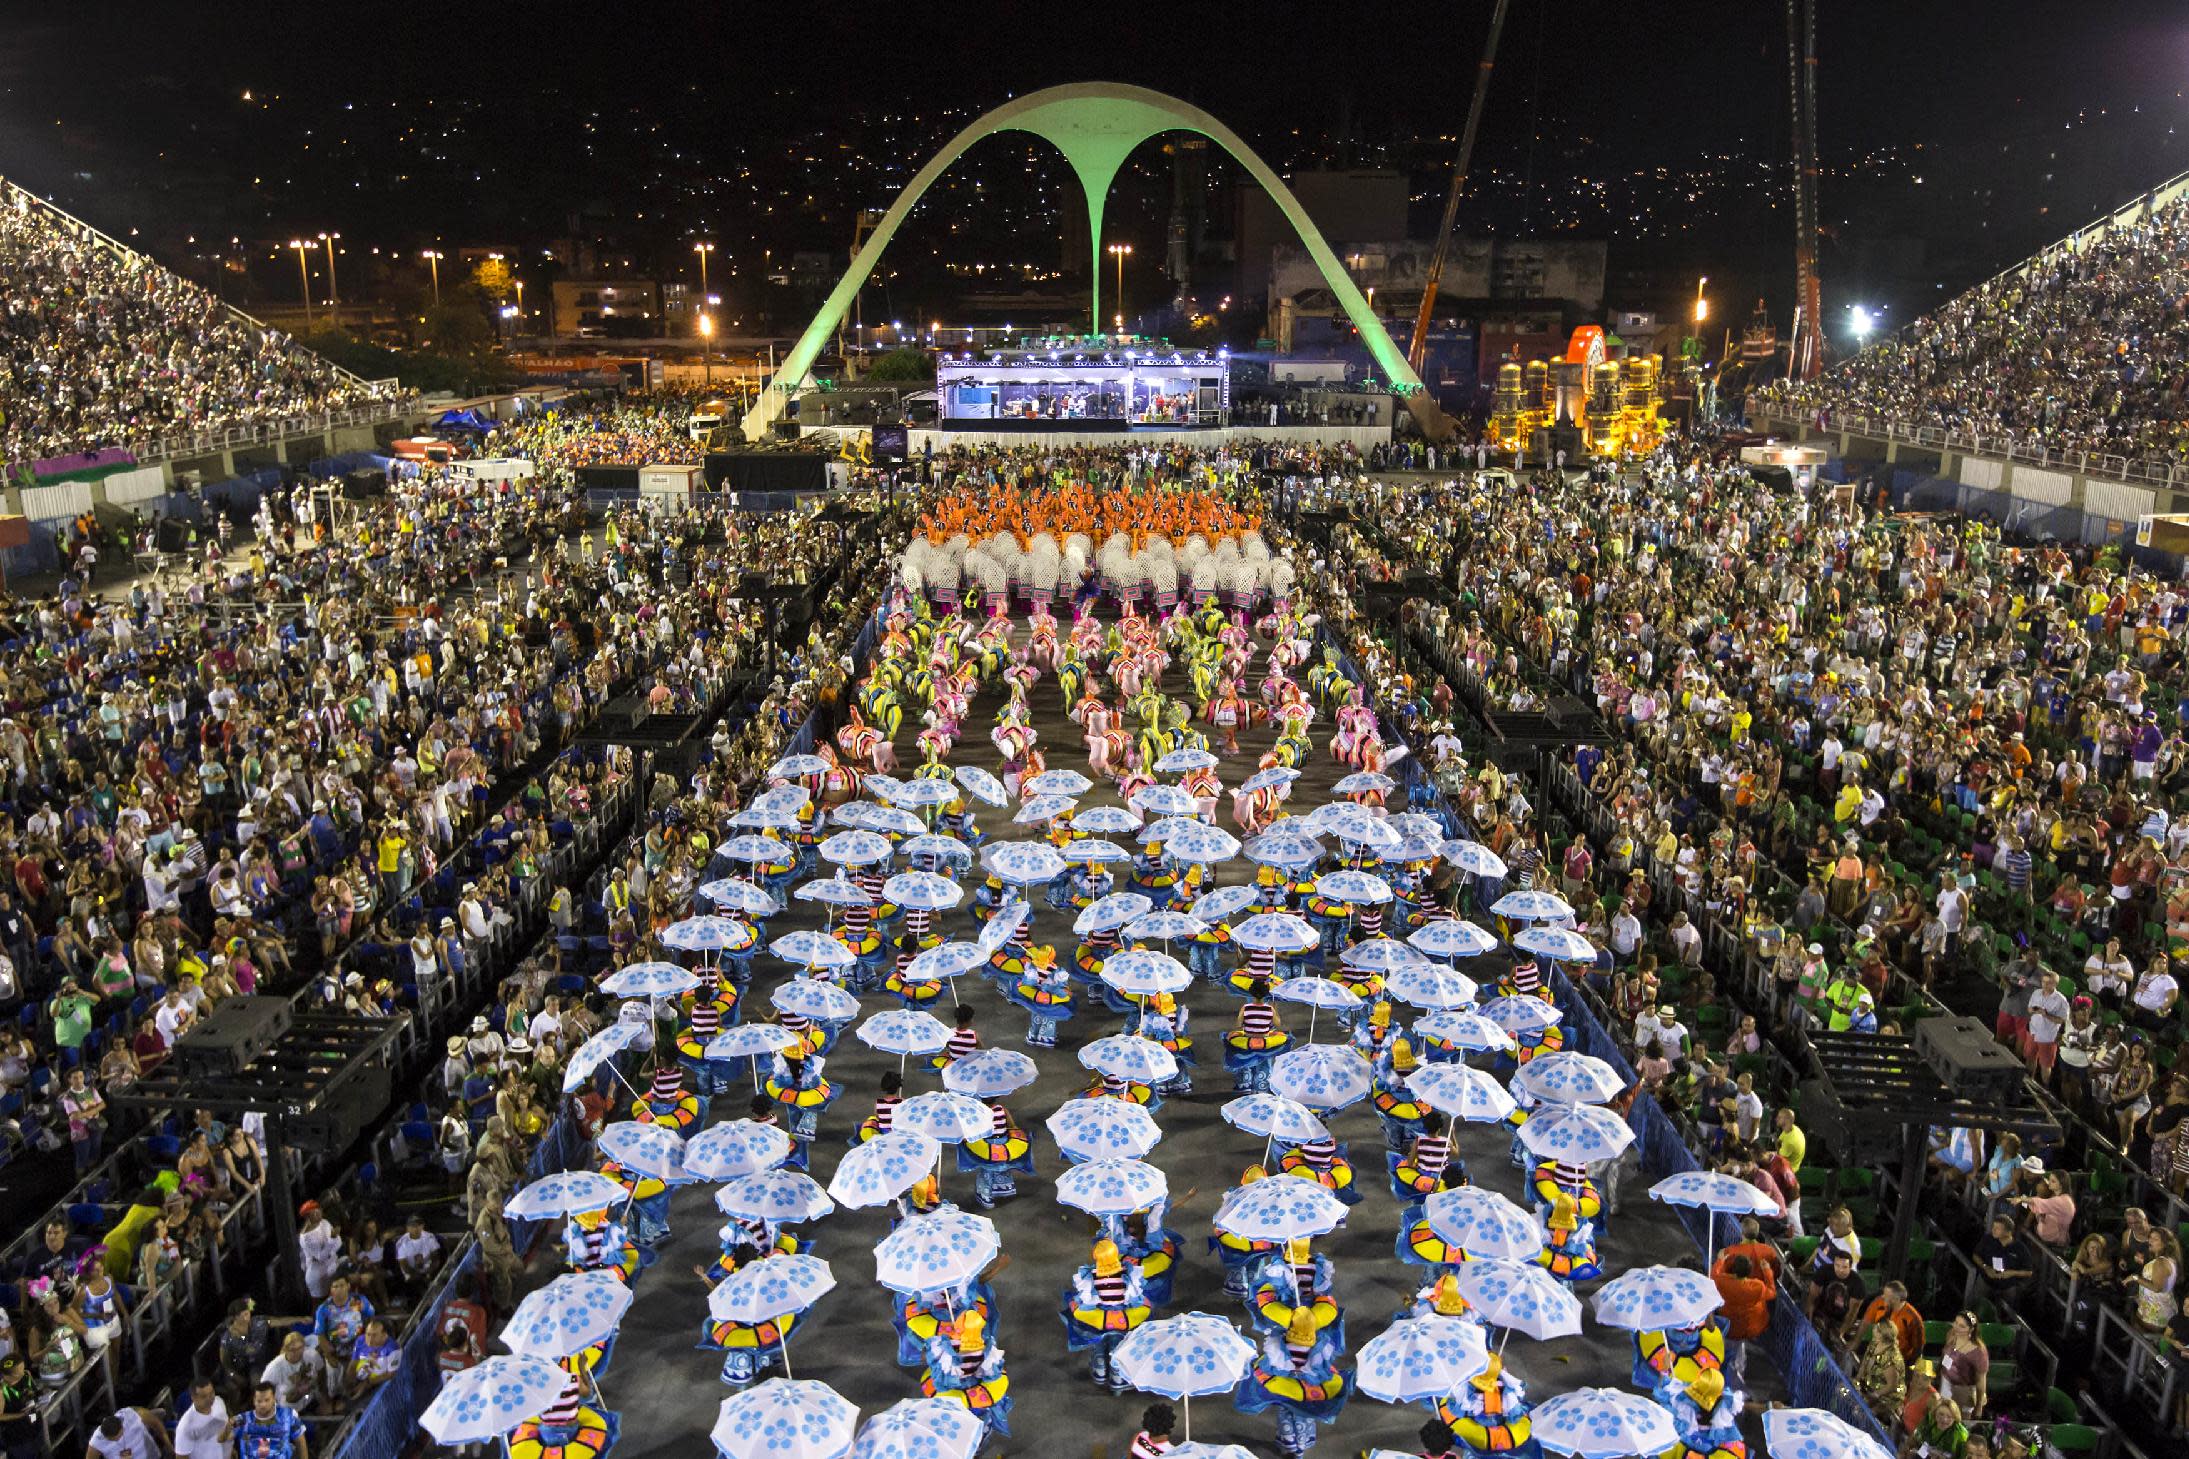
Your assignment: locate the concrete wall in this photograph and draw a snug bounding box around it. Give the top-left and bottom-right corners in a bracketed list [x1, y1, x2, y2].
[800, 423, 1391, 453]
[1269, 237, 1609, 314]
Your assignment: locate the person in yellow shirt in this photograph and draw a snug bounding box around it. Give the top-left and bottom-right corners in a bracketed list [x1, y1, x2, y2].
[377, 827, 407, 901]
[1833, 779, 1863, 825]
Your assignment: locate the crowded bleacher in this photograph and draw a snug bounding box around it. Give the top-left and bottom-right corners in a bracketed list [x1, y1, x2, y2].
[0, 178, 395, 464]
[1759, 185, 2189, 473]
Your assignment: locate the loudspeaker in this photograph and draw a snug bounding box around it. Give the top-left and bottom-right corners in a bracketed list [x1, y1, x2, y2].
[343, 470, 387, 501]
[171, 997, 293, 1077]
[1913, 1014, 2026, 1101]
[291, 1064, 391, 1149]
[155, 517, 190, 554]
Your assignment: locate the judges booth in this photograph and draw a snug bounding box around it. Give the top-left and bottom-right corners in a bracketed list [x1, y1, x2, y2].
[936, 344, 1230, 429]
[1739, 443, 1830, 494]
[639, 463, 703, 504]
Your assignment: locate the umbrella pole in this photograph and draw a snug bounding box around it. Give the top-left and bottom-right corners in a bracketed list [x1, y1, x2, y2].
[1182, 1394, 1191, 1441]
[1497, 1326, 1512, 1358]
[1262, 1130, 1276, 1171]
[1307, 1004, 1318, 1043]
[779, 1332, 794, 1380]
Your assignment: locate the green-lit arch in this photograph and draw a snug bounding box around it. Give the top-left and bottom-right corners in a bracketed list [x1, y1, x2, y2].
[742, 81, 1424, 439]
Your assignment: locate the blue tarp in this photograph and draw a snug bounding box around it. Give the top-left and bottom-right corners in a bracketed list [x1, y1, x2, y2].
[436, 409, 494, 433]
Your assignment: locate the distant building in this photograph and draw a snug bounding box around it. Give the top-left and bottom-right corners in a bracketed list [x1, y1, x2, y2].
[549, 278, 690, 338]
[1234, 170, 1410, 301]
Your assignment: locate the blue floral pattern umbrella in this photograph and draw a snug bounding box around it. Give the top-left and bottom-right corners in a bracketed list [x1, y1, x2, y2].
[1269, 1044, 1372, 1110]
[1478, 994, 1565, 1035]
[827, 1130, 943, 1209]
[1098, 949, 1193, 997]
[1513, 924, 1599, 963]
[1080, 1034, 1180, 1083]
[773, 930, 859, 970]
[883, 777, 960, 809]
[855, 1008, 955, 1058]
[560, 1021, 642, 1093]
[771, 978, 862, 1021]
[900, 834, 973, 868]
[1130, 783, 1198, 818]
[1516, 1103, 1636, 1165]
[893, 1091, 990, 1144]
[505, 1169, 626, 1221]
[1514, 1052, 1627, 1105]
[708, 1253, 836, 1324]
[1381, 963, 1479, 1011]
[1440, 840, 1509, 878]
[770, 754, 832, 779]
[1238, 766, 1301, 793]
[1062, 838, 1131, 865]
[1211, 1175, 1347, 1241]
[1242, 831, 1324, 869]
[975, 903, 1028, 958]
[1590, 1266, 1725, 1331]
[821, 830, 895, 866]
[600, 961, 700, 998]
[1229, 912, 1319, 953]
[1327, 816, 1401, 853]
[1409, 920, 1500, 959]
[1075, 891, 1156, 935]
[596, 1120, 688, 1182]
[1153, 746, 1222, 773]
[1190, 885, 1260, 922]
[1354, 1314, 1491, 1404]
[1125, 910, 1207, 943]
[942, 1048, 1040, 1099]
[663, 916, 760, 953]
[904, 943, 985, 983]
[863, 775, 907, 802]
[1054, 1157, 1169, 1216]
[1071, 805, 1145, 834]
[1759, 1409, 1896, 1459]
[1025, 768, 1094, 797]
[707, 1024, 802, 1062]
[882, 871, 963, 912]
[850, 1399, 985, 1459]
[421, 1354, 568, 1443]
[1453, 1259, 1585, 1340]
[797, 880, 876, 909]
[1219, 1093, 1328, 1145]
[701, 878, 783, 917]
[873, 1210, 1002, 1295]
[685, 1120, 795, 1181]
[1340, 936, 1430, 974]
[1648, 1170, 1782, 1219]
[1407, 1064, 1519, 1123]
[749, 784, 814, 820]
[829, 802, 888, 832]
[1163, 821, 1241, 865]
[1414, 1009, 1519, 1053]
[716, 1169, 835, 1225]
[1422, 1186, 1541, 1260]
[1331, 770, 1397, 796]
[501, 1270, 634, 1360]
[861, 804, 931, 835]
[951, 765, 1008, 808]
[1274, 975, 1365, 1010]
[1045, 1097, 1163, 1161]
[1531, 1389, 1677, 1459]
[1012, 794, 1079, 826]
[1314, 869, 1394, 905]
[723, 834, 794, 865]
[1115, 1312, 1259, 1431]
[1489, 888, 1574, 921]
[982, 841, 1066, 886]
[711, 1379, 860, 1459]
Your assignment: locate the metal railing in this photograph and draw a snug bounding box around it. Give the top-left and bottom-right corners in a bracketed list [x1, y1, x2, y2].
[1748, 405, 2189, 492]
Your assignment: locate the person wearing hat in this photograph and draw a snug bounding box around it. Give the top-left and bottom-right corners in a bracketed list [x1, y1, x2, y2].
[1130, 988, 1193, 1097]
[1005, 944, 1074, 1049]
[1659, 1366, 1743, 1459]
[1371, 1038, 1428, 1150]
[0, 1353, 39, 1459]
[1063, 1238, 1150, 1391]
[921, 1306, 1011, 1438]
[1536, 1190, 1602, 1283]
[1225, 979, 1290, 1093]
[1236, 1303, 1351, 1459]
[1250, 1236, 1340, 1342]
[763, 1038, 836, 1163]
[957, 1096, 1033, 1211]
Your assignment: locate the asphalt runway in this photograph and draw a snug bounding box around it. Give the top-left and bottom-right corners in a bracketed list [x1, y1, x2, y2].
[589, 617, 1769, 1459]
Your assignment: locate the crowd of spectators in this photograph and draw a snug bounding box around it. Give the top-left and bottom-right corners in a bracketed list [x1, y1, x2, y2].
[0, 179, 393, 465]
[1759, 191, 2189, 473]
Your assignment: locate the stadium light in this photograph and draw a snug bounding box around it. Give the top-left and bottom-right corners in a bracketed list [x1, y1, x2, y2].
[1849, 304, 1876, 342]
[287, 240, 312, 327]
[421, 250, 444, 305]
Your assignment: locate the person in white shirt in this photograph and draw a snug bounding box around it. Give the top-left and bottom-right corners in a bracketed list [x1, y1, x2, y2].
[2083, 939, 2135, 1005]
[393, 1214, 442, 1295]
[174, 1379, 232, 1459]
[154, 988, 196, 1045]
[1667, 910, 1702, 967]
[2023, 972, 2072, 1084]
[87, 1406, 169, 1459]
[2130, 959, 2180, 1033]
[1609, 903, 1643, 962]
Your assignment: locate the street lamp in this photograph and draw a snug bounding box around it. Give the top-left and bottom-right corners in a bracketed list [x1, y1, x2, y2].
[318, 232, 341, 328]
[699, 312, 714, 384]
[421, 250, 443, 306]
[1107, 242, 1133, 337]
[287, 240, 313, 327]
[513, 277, 524, 328]
[693, 241, 715, 316]
[1693, 275, 1709, 327]
[1849, 304, 1876, 343]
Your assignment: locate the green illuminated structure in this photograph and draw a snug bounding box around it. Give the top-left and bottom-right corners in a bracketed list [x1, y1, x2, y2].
[741, 82, 1425, 439]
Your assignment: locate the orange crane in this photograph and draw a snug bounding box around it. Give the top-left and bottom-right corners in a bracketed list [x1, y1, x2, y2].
[1786, 0, 1824, 378]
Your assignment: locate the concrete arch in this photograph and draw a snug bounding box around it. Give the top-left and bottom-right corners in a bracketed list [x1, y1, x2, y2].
[742, 81, 1424, 439]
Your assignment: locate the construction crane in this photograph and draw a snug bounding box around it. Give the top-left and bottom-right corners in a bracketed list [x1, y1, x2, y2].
[1786, 0, 1824, 379]
[1406, 0, 1513, 377]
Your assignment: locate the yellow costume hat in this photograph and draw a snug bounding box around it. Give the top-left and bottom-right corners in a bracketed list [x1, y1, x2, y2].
[1286, 1308, 1320, 1346]
[1686, 1368, 1726, 1410]
[1391, 1038, 1418, 1073]
[953, 1309, 987, 1352]
[1093, 1240, 1123, 1277]
[1431, 1274, 1466, 1317]
[1028, 944, 1059, 970]
[1369, 1001, 1392, 1030]
[1241, 1164, 1268, 1184]
[1283, 1237, 1311, 1263]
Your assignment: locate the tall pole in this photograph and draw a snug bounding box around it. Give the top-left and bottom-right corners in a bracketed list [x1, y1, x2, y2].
[289, 241, 313, 328]
[1108, 243, 1132, 338]
[423, 251, 443, 307]
[320, 232, 342, 329]
[1407, 0, 1513, 373]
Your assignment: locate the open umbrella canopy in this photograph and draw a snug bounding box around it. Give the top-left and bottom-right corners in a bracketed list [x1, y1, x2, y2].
[1163, 820, 1242, 864]
[1327, 816, 1401, 853]
[716, 1169, 835, 1224]
[1408, 919, 1501, 959]
[1532, 1390, 1678, 1459]
[1759, 1410, 1897, 1459]
[942, 1047, 1040, 1099]
[827, 1130, 943, 1209]
[1339, 936, 1429, 974]
[821, 830, 895, 866]
[857, 803, 931, 835]
[501, 1270, 634, 1360]
[1099, 949, 1193, 997]
[1130, 783, 1199, 818]
[904, 943, 985, 982]
[1478, 994, 1565, 1035]
[1054, 1156, 1169, 1216]
[1126, 910, 1207, 942]
[1242, 831, 1325, 869]
[1314, 869, 1394, 905]
[1490, 888, 1575, 921]
[708, 1253, 837, 1323]
[975, 901, 1029, 957]
[685, 1120, 796, 1181]
[1422, 1186, 1542, 1261]
[1062, 837, 1132, 865]
[1272, 975, 1364, 1011]
[1354, 1314, 1491, 1404]
[600, 961, 700, 998]
[863, 775, 907, 803]
[1114, 1311, 1258, 1398]
[722, 834, 795, 864]
[666, 915, 762, 954]
[1331, 770, 1396, 796]
[795, 880, 876, 909]
[1453, 1259, 1585, 1339]
[882, 871, 963, 911]
[772, 931, 858, 971]
[1381, 962, 1480, 1011]
[505, 1170, 626, 1221]
[596, 1120, 688, 1181]
[1154, 746, 1222, 773]
[1190, 885, 1260, 922]
[951, 765, 1008, 807]
[900, 833, 974, 867]
[1407, 1064, 1519, 1123]
[1269, 1044, 1373, 1110]
[1080, 1034, 1180, 1083]
[873, 1210, 1002, 1296]
[1648, 1170, 1783, 1218]
[421, 1354, 568, 1443]
[850, 1400, 986, 1459]
[772, 978, 862, 1021]
[1239, 765, 1301, 793]
[1025, 768, 1094, 797]
[830, 802, 890, 833]
[1591, 1265, 1726, 1331]
[1229, 912, 1319, 953]
[1219, 1092, 1328, 1145]
[1013, 794, 1080, 825]
[561, 1022, 642, 1092]
[1045, 1097, 1164, 1161]
[881, 777, 959, 809]
[769, 754, 832, 779]
[1513, 924, 1599, 963]
[856, 1008, 955, 1058]
[893, 1090, 992, 1144]
[701, 878, 784, 917]
[1439, 840, 1509, 878]
[1514, 1052, 1628, 1105]
[1071, 805, 1145, 834]
[1414, 1009, 1519, 1053]
[1212, 1175, 1347, 1241]
[982, 841, 1067, 885]
[1517, 1103, 1637, 1165]
[712, 1379, 859, 1459]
